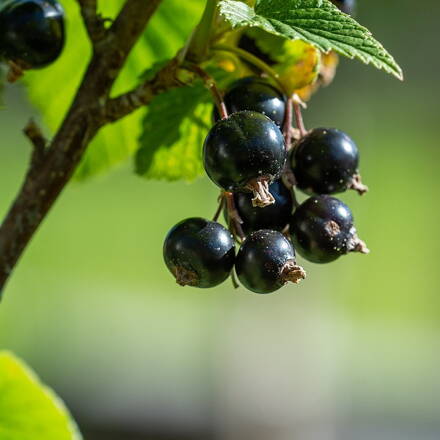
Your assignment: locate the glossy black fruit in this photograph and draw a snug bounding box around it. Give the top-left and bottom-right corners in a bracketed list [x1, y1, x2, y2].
[290, 196, 368, 264]
[225, 180, 293, 235]
[204, 111, 286, 207]
[235, 230, 306, 294]
[0, 0, 65, 69]
[291, 128, 361, 195]
[331, 0, 356, 15]
[163, 218, 235, 288]
[214, 77, 286, 127]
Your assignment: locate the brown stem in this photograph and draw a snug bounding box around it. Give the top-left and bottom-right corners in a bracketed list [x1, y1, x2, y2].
[212, 193, 225, 222]
[225, 192, 245, 241]
[6, 60, 24, 83]
[184, 63, 228, 119]
[283, 96, 293, 151]
[23, 119, 47, 167]
[0, 0, 166, 298]
[77, 0, 109, 46]
[293, 99, 307, 138]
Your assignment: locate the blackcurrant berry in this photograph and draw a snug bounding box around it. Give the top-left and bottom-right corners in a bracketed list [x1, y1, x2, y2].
[0, 0, 65, 69]
[224, 180, 293, 235]
[290, 195, 369, 264]
[214, 77, 286, 127]
[291, 128, 367, 195]
[235, 230, 306, 294]
[163, 217, 235, 288]
[331, 0, 356, 15]
[204, 111, 286, 207]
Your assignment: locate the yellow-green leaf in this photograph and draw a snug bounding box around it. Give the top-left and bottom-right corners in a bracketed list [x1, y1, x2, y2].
[0, 351, 81, 440]
[25, 0, 205, 180]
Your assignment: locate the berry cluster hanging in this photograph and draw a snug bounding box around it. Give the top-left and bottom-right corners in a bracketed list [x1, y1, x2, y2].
[163, 0, 370, 295]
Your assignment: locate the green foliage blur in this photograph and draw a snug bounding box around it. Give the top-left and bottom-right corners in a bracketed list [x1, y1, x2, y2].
[0, 0, 439, 438]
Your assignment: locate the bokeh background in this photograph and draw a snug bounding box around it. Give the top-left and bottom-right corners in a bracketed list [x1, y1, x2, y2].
[1, 0, 439, 439]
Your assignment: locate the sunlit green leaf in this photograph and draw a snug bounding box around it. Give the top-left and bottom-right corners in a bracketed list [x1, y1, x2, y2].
[219, 0, 403, 79]
[25, 0, 205, 180]
[0, 351, 81, 440]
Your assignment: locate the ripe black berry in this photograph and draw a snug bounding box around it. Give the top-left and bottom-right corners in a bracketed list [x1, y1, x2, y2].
[290, 195, 369, 264]
[235, 230, 306, 294]
[224, 180, 293, 235]
[291, 128, 367, 195]
[163, 218, 235, 288]
[331, 0, 356, 15]
[214, 77, 286, 127]
[204, 111, 286, 207]
[0, 0, 65, 69]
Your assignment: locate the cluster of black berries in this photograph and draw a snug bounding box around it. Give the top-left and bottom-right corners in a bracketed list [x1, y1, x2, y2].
[164, 76, 369, 294]
[0, 0, 65, 74]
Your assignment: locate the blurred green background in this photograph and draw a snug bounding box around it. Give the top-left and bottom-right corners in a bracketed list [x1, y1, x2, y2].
[1, 0, 439, 439]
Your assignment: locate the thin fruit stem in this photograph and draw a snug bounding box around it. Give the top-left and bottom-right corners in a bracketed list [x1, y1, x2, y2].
[283, 96, 293, 150]
[225, 191, 245, 241]
[293, 100, 307, 138]
[231, 269, 240, 289]
[211, 44, 287, 95]
[212, 193, 225, 222]
[184, 62, 228, 119]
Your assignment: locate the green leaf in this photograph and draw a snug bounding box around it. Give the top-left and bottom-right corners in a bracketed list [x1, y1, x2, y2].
[0, 351, 81, 440]
[25, 0, 205, 180]
[219, 0, 403, 79]
[136, 80, 211, 181]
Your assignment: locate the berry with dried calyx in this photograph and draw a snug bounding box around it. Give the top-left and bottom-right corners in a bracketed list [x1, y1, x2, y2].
[163, 218, 235, 288]
[204, 111, 286, 208]
[290, 195, 369, 264]
[235, 230, 306, 294]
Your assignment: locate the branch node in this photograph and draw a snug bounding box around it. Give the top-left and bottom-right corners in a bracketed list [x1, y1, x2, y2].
[23, 119, 47, 167]
[77, 0, 110, 47]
